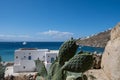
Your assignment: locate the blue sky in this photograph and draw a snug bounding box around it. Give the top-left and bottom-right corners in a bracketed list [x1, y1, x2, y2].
[0, 0, 120, 41]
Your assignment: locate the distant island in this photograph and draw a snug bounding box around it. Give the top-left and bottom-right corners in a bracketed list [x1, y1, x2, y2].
[77, 29, 111, 48]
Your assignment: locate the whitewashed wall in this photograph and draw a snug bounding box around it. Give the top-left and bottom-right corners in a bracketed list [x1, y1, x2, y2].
[14, 49, 59, 73]
[14, 60, 36, 72]
[45, 52, 58, 63]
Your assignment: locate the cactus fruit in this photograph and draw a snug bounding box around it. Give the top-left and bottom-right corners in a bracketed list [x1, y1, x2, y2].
[62, 53, 93, 73]
[58, 39, 78, 66]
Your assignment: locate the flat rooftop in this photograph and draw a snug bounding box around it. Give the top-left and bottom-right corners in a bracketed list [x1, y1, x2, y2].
[16, 48, 59, 52]
[19, 48, 38, 50]
[16, 48, 49, 51]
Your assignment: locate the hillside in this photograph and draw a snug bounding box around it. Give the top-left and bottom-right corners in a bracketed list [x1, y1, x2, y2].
[76, 30, 111, 48]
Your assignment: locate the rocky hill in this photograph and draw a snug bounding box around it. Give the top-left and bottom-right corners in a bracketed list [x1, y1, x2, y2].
[76, 29, 111, 48]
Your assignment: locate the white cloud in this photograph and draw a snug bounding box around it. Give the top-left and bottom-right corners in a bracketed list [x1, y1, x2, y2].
[17, 35, 30, 38]
[0, 30, 74, 41]
[0, 34, 30, 38]
[0, 35, 5, 37]
[0, 34, 16, 38]
[38, 30, 74, 40]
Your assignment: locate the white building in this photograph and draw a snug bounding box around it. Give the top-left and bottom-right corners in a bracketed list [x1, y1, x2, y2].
[13, 48, 58, 73]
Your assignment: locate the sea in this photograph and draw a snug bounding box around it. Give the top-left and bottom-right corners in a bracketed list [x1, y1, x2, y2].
[0, 42, 104, 62]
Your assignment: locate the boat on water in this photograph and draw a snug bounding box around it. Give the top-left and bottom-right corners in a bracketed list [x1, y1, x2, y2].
[22, 41, 27, 45]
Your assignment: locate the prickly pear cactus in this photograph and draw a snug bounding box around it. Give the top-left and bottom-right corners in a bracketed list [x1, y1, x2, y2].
[48, 39, 79, 80]
[52, 68, 67, 80]
[76, 50, 83, 54]
[58, 39, 78, 66]
[35, 59, 48, 79]
[47, 61, 61, 80]
[62, 53, 93, 73]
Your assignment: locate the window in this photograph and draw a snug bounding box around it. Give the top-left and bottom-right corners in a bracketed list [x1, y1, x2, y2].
[29, 53, 31, 55]
[28, 56, 32, 60]
[37, 57, 40, 60]
[51, 57, 54, 63]
[16, 56, 18, 59]
[23, 66, 25, 69]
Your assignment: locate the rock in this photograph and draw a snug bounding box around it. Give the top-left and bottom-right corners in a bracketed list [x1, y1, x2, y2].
[85, 69, 109, 80]
[111, 22, 120, 40]
[92, 53, 102, 69]
[101, 23, 120, 80]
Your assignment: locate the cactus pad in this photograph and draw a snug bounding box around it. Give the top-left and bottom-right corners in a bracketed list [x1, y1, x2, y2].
[62, 53, 93, 73]
[58, 39, 78, 66]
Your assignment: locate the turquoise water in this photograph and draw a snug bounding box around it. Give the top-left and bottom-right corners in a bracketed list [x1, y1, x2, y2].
[0, 42, 104, 62]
